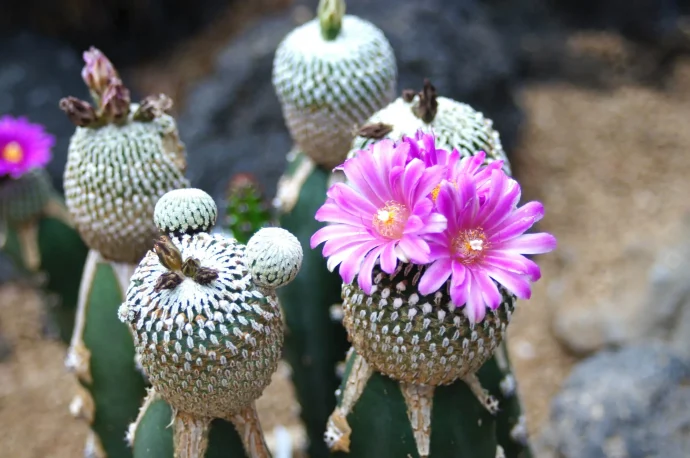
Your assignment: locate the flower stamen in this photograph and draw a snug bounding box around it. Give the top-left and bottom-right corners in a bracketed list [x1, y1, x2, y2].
[373, 201, 408, 239]
[452, 228, 489, 264]
[2, 142, 23, 164]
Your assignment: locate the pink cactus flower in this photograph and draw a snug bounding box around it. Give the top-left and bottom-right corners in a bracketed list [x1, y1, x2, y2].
[418, 169, 557, 323]
[310, 138, 448, 293]
[0, 116, 54, 179]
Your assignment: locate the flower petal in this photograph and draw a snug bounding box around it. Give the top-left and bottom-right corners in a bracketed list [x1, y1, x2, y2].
[380, 242, 398, 274]
[484, 266, 532, 300]
[357, 246, 386, 294]
[418, 258, 452, 295]
[494, 233, 557, 254]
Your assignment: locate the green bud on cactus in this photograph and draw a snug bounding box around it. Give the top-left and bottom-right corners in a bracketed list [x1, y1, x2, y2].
[225, 173, 272, 245]
[61, 47, 189, 265]
[272, 0, 397, 169]
[119, 188, 303, 457]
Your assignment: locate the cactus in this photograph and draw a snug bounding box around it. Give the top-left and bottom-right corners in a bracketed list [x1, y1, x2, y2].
[225, 173, 272, 245]
[0, 165, 88, 343]
[321, 81, 534, 457]
[272, 1, 397, 455]
[60, 47, 189, 457]
[119, 187, 303, 457]
[272, 0, 397, 170]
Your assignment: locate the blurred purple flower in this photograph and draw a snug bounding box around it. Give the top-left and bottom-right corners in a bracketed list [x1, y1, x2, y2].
[0, 116, 54, 178]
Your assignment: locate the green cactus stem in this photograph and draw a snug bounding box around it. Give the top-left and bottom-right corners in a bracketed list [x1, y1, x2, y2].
[273, 149, 350, 458]
[0, 169, 88, 343]
[66, 249, 148, 458]
[127, 390, 247, 458]
[225, 173, 272, 245]
[61, 47, 190, 457]
[272, 0, 397, 169]
[336, 81, 533, 457]
[119, 188, 303, 458]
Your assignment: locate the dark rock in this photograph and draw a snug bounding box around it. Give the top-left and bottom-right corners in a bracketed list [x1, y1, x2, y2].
[536, 343, 690, 458]
[179, 0, 524, 203]
[1, 0, 231, 66]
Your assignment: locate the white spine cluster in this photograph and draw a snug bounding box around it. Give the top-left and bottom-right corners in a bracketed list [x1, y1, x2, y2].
[246, 227, 303, 289]
[154, 188, 217, 235]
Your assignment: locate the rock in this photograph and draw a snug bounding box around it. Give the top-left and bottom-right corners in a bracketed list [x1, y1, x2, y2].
[535, 342, 690, 458]
[179, 0, 524, 203]
[553, 216, 690, 358]
[2, 0, 232, 66]
[0, 329, 13, 362]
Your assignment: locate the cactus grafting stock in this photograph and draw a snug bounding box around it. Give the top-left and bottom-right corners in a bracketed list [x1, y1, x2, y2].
[311, 86, 557, 458]
[0, 116, 88, 343]
[60, 47, 189, 458]
[119, 188, 304, 458]
[272, 1, 398, 455]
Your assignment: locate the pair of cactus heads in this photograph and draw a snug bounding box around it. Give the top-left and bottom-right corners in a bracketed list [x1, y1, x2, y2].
[119, 187, 303, 457]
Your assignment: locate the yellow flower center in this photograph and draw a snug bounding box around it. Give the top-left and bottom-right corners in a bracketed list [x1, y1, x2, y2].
[2, 142, 23, 164]
[373, 201, 408, 239]
[452, 228, 489, 264]
[431, 180, 457, 202]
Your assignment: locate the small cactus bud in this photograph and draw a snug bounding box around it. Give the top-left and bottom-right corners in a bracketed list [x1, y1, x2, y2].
[81, 47, 118, 98]
[246, 227, 303, 289]
[133, 94, 174, 122]
[153, 235, 183, 271]
[413, 79, 438, 124]
[100, 79, 131, 123]
[401, 89, 416, 103]
[356, 122, 393, 140]
[318, 0, 346, 40]
[154, 188, 217, 236]
[59, 97, 98, 127]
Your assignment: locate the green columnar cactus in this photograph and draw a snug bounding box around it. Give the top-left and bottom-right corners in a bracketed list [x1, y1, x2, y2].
[272, 0, 397, 170]
[60, 47, 189, 457]
[0, 168, 88, 343]
[319, 81, 536, 458]
[119, 188, 303, 458]
[225, 173, 272, 245]
[272, 2, 397, 455]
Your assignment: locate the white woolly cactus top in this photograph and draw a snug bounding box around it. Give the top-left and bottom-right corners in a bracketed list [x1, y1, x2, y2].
[245, 227, 303, 289]
[154, 188, 218, 236]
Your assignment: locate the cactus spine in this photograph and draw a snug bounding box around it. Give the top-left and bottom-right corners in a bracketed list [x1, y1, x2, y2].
[324, 81, 534, 458]
[272, 1, 398, 455]
[60, 47, 189, 457]
[0, 168, 88, 343]
[119, 188, 303, 458]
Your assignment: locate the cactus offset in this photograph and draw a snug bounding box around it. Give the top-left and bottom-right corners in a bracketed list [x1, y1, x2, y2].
[225, 173, 272, 245]
[272, 0, 397, 170]
[311, 124, 556, 457]
[61, 47, 189, 457]
[0, 117, 87, 343]
[119, 188, 303, 457]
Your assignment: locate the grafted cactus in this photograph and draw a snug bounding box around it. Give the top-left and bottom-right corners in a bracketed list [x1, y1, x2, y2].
[225, 173, 272, 245]
[0, 131, 88, 343]
[119, 188, 303, 458]
[331, 81, 534, 457]
[309, 129, 556, 457]
[273, 0, 397, 170]
[60, 47, 189, 458]
[272, 2, 397, 455]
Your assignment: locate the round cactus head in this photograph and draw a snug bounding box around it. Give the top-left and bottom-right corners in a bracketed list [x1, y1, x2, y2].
[350, 80, 511, 175]
[272, 0, 397, 169]
[154, 188, 217, 237]
[60, 47, 189, 264]
[311, 133, 556, 385]
[246, 227, 303, 289]
[119, 207, 302, 419]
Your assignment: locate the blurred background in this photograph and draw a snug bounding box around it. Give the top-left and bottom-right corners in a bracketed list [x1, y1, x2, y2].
[2, 0, 690, 456]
